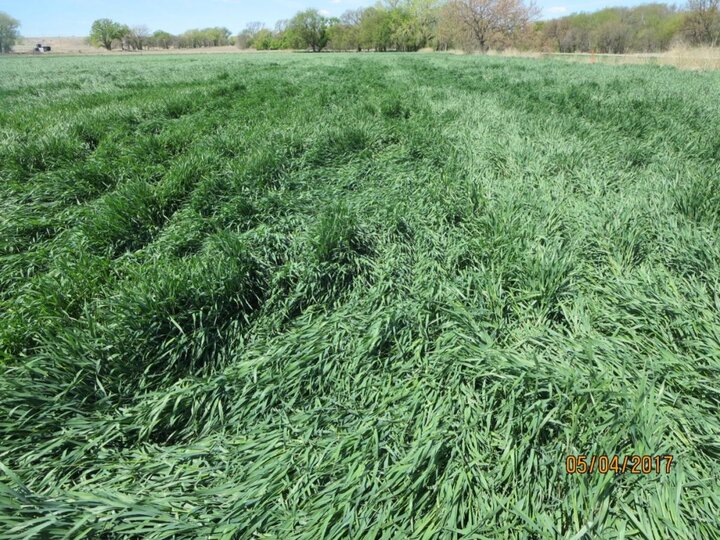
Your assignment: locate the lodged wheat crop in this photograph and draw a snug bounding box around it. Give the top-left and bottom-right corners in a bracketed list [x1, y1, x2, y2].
[1, 52, 720, 538]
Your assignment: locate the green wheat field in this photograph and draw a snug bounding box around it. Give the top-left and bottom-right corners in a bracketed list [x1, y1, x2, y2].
[1, 53, 720, 538]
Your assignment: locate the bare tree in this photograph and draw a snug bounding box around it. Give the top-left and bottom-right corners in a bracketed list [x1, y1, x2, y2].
[685, 0, 720, 45]
[237, 22, 264, 49]
[128, 25, 150, 50]
[341, 9, 364, 51]
[246, 21, 265, 36]
[447, 0, 539, 51]
[275, 19, 290, 34]
[542, 18, 569, 51]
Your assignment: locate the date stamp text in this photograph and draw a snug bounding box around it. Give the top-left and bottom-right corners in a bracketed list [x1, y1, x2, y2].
[566, 455, 674, 475]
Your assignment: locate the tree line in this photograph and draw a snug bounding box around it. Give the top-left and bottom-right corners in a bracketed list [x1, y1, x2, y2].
[1, 1, 719, 54]
[237, 1, 539, 53]
[89, 19, 233, 51]
[236, 0, 720, 54]
[535, 1, 719, 53]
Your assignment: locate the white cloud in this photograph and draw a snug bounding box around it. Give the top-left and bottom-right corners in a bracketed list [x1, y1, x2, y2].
[330, 0, 341, 4]
[319, 9, 331, 15]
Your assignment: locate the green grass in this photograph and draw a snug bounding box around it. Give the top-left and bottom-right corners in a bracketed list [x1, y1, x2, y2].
[1, 52, 720, 539]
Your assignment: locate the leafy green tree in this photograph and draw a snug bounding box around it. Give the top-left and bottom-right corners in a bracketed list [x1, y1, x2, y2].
[387, 5, 416, 50]
[176, 27, 232, 48]
[152, 30, 175, 49]
[359, 7, 394, 51]
[541, 4, 685, 53]
[289, 9, 330, 51]
[626, 4, 683, 52]
[117, 24, 131, 50]
[177, 29, 199, 48]
[205, 27, 232, 46]
[409, 0, 442, 48]
[327, 20, 352, 50]
[252, 28, 275, 50]
[586, 8, 630, 53]
[0, 11, 20, 54]
[89, 18, 126, 51]
[325, 1, 440, 52]
[336, 9, 364, 50]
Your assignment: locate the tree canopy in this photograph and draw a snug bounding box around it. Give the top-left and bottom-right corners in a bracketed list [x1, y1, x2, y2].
[684, 0, 720, 45]
[83, 1, 720, 55]
[0, 11, 20, 54]
[534, 4, 686, 53]
[289, 9, 330, 51]
[238, 0, 538, 52]
[89, 19, 126, 51]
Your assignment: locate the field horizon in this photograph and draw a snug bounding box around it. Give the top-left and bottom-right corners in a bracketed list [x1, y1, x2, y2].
[10, 37, 720, 71]
[1, 52, 720, 538]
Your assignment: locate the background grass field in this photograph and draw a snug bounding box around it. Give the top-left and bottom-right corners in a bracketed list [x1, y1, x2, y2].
[1, 52, 720, 538]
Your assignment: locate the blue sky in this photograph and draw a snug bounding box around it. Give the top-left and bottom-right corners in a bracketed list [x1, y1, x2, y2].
[1, 0, 658, 37]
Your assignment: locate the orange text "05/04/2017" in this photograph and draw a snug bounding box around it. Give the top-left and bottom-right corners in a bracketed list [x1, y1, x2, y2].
[566, 455, 674, 475]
